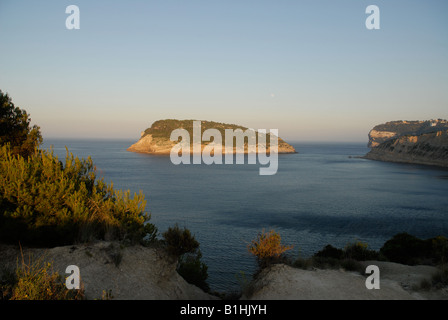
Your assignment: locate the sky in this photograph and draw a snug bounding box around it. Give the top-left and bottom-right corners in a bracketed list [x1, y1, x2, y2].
[0, 0, 447, 142]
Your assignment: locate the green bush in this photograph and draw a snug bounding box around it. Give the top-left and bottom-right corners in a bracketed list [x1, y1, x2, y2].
[10, 252, 84, 300]
[292, 241, 377, 273]
[311, 241, 379, 266]
[380, 233, 431, 265]
[0, 144, 157, 246]
[343, 241, 380, 261]
[314, 244, 344, 260]
[374, 233, 448, 265]
[162, 224, 200, 257]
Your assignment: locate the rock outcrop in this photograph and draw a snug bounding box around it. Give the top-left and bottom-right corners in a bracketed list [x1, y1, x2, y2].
[364, 120, 448, 167]
[127, 119, 296, 154]
[367, 120, 448, 148]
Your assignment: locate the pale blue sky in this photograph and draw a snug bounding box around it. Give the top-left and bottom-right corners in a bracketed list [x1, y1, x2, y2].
[0, 0, 447, 142]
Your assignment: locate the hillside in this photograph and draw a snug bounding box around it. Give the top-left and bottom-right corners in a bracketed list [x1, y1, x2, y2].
[367, 119, 448, 148]
[364, 120, 448, 167]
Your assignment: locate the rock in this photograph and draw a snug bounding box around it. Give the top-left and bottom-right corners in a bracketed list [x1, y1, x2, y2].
[368, 129, 398, 148]
[367, 119, 448, 148]
[0, 241, 217, 300]
[364, 120, 448, 167]
[127, 119, 297, 155]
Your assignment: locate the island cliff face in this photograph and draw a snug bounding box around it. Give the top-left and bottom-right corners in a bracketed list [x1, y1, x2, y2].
[364, 120, 448, 167]
[127, 119, 297, 154]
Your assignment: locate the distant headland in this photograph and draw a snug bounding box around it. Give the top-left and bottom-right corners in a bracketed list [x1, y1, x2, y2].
[363, 119, 448, 167]
[127, 119, 297, 155]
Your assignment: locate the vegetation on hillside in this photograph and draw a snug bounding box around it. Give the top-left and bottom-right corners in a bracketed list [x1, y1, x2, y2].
[0, 90, 157, 246]
[6, 250, 85, 300]
[0, 144, 157, 246]
[373, 120, 448, 137]
[246, 228, 448, 272]
[143, 119, 285, 148]
[145, 119, 249, 139]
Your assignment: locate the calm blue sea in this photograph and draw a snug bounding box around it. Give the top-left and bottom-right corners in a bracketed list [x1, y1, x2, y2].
[42, 139, 448, 292]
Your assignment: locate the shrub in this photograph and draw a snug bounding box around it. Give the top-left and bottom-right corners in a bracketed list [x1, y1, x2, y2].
[10, 252, 84, 300]
[343, 241, 379, 261]
[162, 224, 200, 257]
[314, 244, 344, 260]
[303, 242, 375, 272]
[380, 233, 448, 265]
[248, 229, 293, 268]
[380, 233, 431, 265]
[0, 145, 157, 246]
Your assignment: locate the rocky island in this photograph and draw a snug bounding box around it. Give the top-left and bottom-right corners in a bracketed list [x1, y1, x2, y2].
[364, 119, 448, 167]
[127, 119, 297, 154]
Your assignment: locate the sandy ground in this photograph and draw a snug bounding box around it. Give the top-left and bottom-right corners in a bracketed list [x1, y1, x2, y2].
[0, 241, 217, 300]
[245, 262, 448, 300]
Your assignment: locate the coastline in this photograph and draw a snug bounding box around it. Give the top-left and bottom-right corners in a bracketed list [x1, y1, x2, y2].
[363, 152, 448, 168]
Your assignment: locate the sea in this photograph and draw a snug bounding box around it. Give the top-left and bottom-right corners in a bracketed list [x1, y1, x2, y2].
[42, 139, 448, 293]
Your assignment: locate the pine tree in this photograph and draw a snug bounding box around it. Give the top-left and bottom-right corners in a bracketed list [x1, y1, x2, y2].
[0, 90, 42, 158]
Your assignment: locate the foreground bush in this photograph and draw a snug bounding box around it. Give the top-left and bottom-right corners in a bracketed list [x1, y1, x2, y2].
[248, 229, 293, 268]
[9, 252, 84, 300]
[162, 224, 200, 257]
[0, 145, 157, 246]
[313, 244, 344, 260]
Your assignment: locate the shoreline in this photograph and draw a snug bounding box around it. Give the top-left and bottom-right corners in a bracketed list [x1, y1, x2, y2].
[126, 148, 298, 155]
[362, 153, 448, 169]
